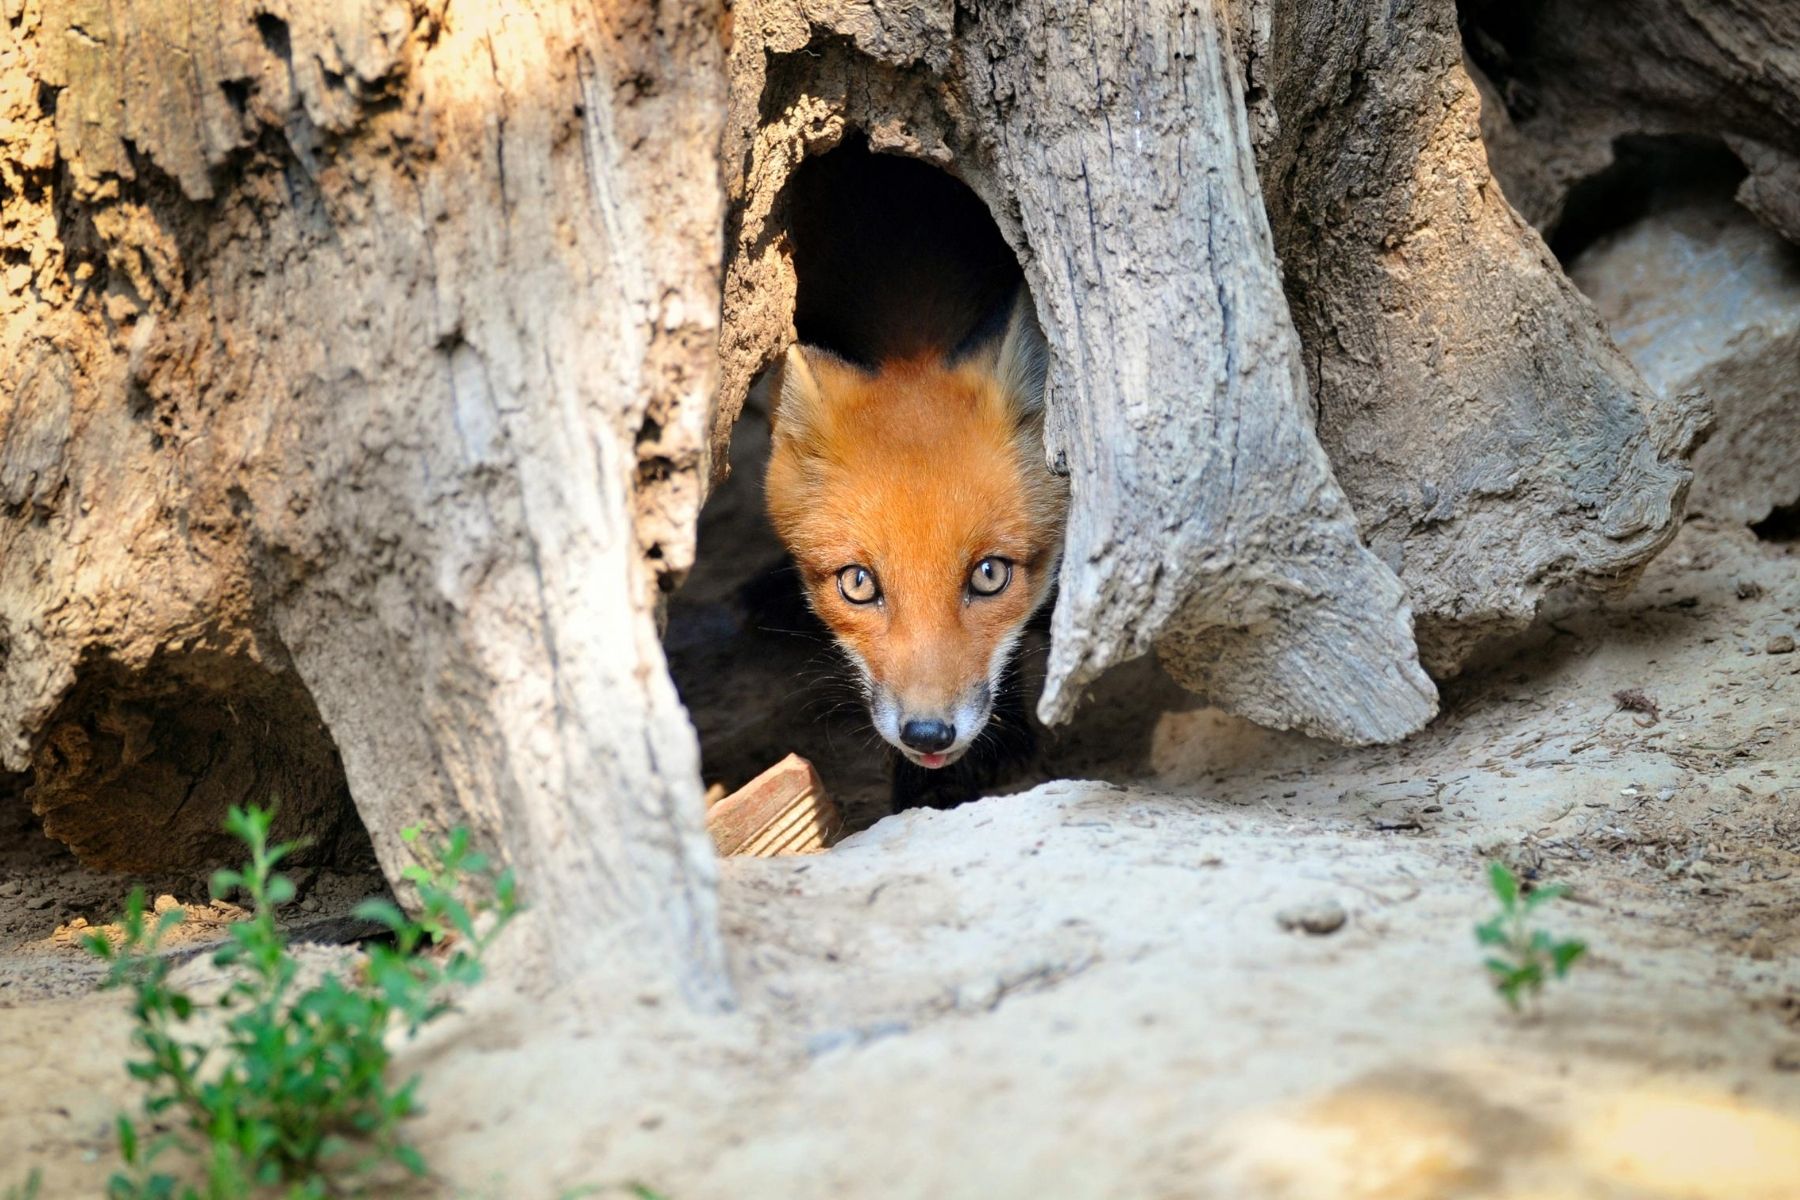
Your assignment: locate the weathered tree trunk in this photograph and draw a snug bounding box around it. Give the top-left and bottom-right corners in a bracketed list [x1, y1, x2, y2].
[1463, 0, 1800, 529]
[1462, 0, 1800, 246]
[2, 1, 730, 999]
[2, 0, 1714, 998]
[719, 1, 1440, 744]
[1234, 0, 1708, 672]
[716, 0, 1701, 722]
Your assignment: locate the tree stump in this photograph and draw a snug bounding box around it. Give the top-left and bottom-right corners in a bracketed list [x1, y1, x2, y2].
[2, 1, 731, 999]
[0, 0, 1716, 997]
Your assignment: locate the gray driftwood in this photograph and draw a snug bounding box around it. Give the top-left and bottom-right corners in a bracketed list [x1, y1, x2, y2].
[1462, 0, 1800, 528]
[0, 0, 1724, 992]
[1235, 0, 1709, 672]
[2, 2, 729, 998]
[1463, 0, 1800, 246]
[720, 1, 1438, 743]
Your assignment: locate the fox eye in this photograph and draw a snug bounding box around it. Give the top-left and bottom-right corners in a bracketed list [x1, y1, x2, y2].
[968, 557, 1012, 597]
[837, 565, 880, 605]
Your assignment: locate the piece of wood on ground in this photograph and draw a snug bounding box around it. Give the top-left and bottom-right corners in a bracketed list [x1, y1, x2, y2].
[705, 754, 841, 857]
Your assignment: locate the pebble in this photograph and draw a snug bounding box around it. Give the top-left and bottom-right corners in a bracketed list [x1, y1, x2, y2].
[1768, 634, 1795, 655]
[1277, 901, 1347, 936]
[24, 895, 53, 911]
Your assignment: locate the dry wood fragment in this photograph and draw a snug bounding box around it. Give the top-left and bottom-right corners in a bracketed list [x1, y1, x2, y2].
[706, 754, 841, 857]
[1613, 689, 1661, 725]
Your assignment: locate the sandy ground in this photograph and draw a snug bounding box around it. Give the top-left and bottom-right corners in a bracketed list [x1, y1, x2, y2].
[4, 185, 1798, 1191]
[1, 511, 1795, 1199]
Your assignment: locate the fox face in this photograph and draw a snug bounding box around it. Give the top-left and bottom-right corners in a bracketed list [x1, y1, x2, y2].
[766, 294, 1067, 769]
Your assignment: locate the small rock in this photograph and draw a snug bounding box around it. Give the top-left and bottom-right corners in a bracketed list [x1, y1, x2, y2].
[24, 894, 53, 911]
[299, 895, 321, 913]
[1767, 634, 1795, 655]
[1736, 579, 1764, 600]
[153, 894, 181, 915]
[1277, 901, 1347, 936]
[1747, 936, 1776, 962]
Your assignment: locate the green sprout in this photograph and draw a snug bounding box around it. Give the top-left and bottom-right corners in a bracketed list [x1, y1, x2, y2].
[83, 804, 518, 1199]
[1476, 861, 1587, 1012]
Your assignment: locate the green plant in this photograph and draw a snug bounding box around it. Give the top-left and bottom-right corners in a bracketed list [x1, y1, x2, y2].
[3, 1169, 42, 1200]
[1476, 861, 1587, 1012]
[84, 805, 518, 1199]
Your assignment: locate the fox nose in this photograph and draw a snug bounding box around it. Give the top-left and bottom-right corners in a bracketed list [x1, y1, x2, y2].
[899, 719, 956, 754]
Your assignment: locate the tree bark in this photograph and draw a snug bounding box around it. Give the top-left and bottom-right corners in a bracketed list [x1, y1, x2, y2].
[719, 0, 1439, 744]
[2, 0, 730, 999]
[1462, 0, 1800, 528]
[1462, 0, 1800, 245]
[1238, 0, 1708, 672]
[2, 0, 1723, 996]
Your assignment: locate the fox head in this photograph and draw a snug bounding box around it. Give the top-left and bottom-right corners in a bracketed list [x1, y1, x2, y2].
[766, 293, 1068, 769]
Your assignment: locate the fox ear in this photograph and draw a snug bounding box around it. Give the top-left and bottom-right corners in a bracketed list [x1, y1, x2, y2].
[980, 289, 1049, 420]
[771, 343, 842, 450]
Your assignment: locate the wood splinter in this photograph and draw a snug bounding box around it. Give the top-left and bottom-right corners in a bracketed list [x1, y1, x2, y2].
[704, 754, 841, 857]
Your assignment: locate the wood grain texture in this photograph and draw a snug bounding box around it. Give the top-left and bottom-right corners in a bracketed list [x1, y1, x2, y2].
[720, 0, 1438, 744]
[1248, 0, 1708, 672]
[706, 754, 841, 856]
[2, 0, 731, 1000]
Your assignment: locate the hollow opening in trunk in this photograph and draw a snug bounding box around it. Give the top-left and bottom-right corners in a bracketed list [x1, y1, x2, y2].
[20, 647, 374, 874]
[674, 139, 1190, 835]
[1, 646, 382, 964]
[1751, 501, 1800, 542]
[1547, 133, 1748, 264]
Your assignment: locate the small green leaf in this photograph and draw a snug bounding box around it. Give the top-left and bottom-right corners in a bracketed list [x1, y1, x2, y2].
[351, 898, 409, 932]
[1487, 861, 1519, 908]
[117, 1114, 139, 1163]
[393, 1143, 428, 1177]
[1524, 882, 1569, 909]
[1552, 940, 1587, 976]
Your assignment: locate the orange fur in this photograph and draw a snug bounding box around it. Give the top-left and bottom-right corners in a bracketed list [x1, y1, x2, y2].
[767, 300, 1067, 766]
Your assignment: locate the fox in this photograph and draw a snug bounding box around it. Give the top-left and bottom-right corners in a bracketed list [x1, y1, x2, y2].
[763, 146, 1068, 810]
